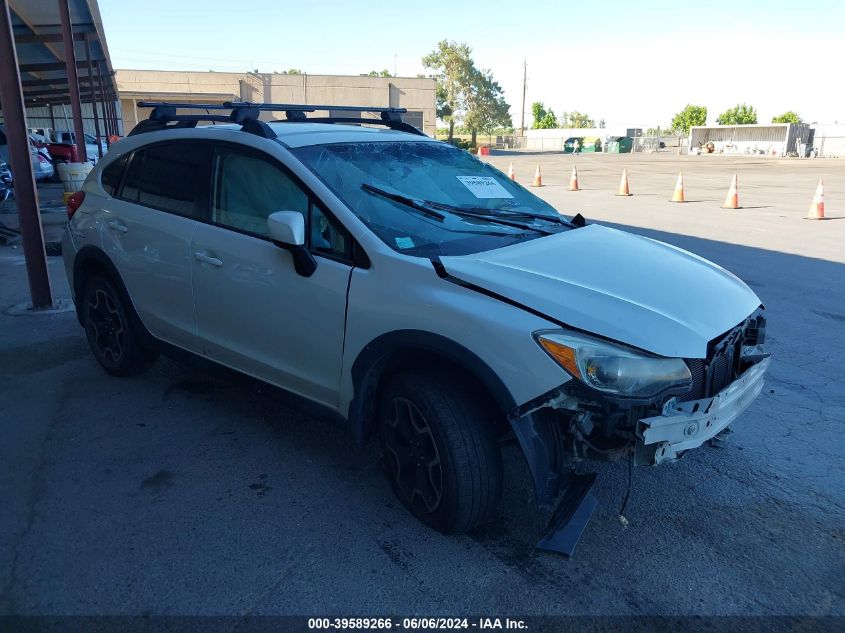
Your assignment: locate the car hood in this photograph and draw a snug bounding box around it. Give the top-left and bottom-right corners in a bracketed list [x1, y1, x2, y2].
[440, 224, 761, 358]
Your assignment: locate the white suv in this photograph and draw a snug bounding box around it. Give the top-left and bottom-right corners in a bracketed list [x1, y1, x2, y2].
[63, 103, 770, 554]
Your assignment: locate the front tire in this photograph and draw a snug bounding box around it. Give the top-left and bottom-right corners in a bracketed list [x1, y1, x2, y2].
[81, 275, 157, 376]
[378, 371, 503, 534]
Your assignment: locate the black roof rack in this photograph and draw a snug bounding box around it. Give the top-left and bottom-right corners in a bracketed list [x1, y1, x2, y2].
[129, 101, 426, 139]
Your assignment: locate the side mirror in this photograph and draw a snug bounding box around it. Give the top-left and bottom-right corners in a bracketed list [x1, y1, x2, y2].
[267, 210, 317, 277]
[267, 210, 305, 246]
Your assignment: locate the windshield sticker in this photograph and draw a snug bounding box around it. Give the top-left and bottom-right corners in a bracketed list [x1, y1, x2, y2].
[456, 176, 515, 199]
[395, 236, 415, 249]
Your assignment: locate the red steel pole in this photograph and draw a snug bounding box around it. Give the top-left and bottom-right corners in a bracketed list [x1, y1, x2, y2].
[83, 34, 102, 158]
[58, 0, 87, 162]
[0, 0, 52, 308]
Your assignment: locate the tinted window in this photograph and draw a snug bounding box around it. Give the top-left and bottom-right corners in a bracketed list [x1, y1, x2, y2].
[0, 130, 6, 145]
[310, 202, 351, 259]
[136, 142, 210, 219]
[212, 147, 308, 236]
[101, 154, 128, 196]
[120, 151, 144, 202]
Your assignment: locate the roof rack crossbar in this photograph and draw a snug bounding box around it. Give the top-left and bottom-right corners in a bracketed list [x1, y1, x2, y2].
[294, 117, 426, 136]
[225, 101, 408, 115]
[130, 101, 424, 138]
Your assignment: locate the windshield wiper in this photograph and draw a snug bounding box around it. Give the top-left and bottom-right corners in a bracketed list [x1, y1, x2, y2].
[427, 201, 571, 228]
[361, 184, 446, 221]
[362, 184, 553, 234]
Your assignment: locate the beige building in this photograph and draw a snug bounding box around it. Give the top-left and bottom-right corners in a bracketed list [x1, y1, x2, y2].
[116, 69, 436, 136]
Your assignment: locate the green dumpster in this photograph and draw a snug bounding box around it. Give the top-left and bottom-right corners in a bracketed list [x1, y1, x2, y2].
[580, 136, 602, 153]
[563, 137, 584, 153]
[605, 136, 633, 153]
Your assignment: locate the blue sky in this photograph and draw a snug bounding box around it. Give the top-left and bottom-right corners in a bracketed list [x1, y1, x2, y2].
[100, 0, 844, 126]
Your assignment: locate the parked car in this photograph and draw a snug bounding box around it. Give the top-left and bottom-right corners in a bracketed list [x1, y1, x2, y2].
[28, 136, 55, 181]
[0, 162, 12, 202]
[0, 124, 42, 177]
[29, 128, 104, 165]
[63, 103, 770, 554]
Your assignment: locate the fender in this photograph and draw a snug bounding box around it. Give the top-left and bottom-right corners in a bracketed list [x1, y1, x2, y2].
[71, 245, 156, 349]
[348, 330, 517, 445]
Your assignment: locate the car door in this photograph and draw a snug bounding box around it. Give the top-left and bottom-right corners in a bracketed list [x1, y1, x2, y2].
[190, 143, 353, 408]
[101, 140, 211, 352]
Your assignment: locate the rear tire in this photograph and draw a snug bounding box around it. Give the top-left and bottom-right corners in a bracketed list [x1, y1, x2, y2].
[378, 371, 502, 534]
[81, 275, 157, 376]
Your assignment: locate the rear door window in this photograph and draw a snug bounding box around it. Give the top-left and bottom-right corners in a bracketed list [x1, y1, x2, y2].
[118, 141, 211, 220]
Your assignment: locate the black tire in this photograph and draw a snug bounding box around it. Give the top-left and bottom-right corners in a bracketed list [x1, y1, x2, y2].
[81, 275, 157, 376]
[378, 371, 503, 534]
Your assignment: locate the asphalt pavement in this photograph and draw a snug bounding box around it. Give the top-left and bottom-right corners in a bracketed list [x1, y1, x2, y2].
[0, 153, 842, 618]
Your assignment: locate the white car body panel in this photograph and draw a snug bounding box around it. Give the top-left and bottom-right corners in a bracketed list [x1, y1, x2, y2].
[441, 224, 761, 359]
[339, 255, 568, 417]
[99, 197, 200, 352]
[65, 123, 764, 422]
[190, 223, 351, 407]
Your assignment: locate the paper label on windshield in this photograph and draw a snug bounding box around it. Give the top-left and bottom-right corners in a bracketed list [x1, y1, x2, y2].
[456, 176, 514, 199]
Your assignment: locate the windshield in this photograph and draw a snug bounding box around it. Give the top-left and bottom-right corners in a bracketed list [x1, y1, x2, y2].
[291, 140, 571, 257]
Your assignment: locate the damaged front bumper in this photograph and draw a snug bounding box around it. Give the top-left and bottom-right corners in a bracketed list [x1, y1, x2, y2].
[637, 356, 771, 465]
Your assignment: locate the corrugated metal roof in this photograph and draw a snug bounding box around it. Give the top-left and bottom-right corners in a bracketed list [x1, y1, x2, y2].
[3, 0, 117, 107]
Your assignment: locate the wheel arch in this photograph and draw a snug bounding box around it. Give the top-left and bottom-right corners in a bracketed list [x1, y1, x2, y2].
[348, 330, 517, 444]
[71, 246, 154, 346]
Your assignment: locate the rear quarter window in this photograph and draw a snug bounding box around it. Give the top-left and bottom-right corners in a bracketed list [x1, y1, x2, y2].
[100, 154, 128, 196]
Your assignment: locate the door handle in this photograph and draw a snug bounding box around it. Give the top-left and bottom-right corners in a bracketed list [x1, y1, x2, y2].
[107, 219, 128, 234]
[194, 251, 223, 267]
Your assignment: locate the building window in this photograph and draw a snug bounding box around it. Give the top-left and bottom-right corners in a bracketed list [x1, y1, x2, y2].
[403, 110, 424, 131]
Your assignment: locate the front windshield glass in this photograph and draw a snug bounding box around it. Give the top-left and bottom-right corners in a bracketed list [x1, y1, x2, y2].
[291, 140, 571, 257]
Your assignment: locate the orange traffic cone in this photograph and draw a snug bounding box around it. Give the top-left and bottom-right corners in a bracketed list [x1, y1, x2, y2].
[531, 164, 543, 187]
[722, 174, 741, 209]
[507, 163, 516, 181]
[568, 165, 580, 191]
[807, 180, 825, 219]
[670, 172, 685, 203]
[616, 168, 632, 196]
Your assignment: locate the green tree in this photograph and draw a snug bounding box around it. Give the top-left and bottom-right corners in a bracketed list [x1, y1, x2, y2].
[531, 102, 558, 129]
[560, 111, 595, 128]
[367, 69, 392, 77]
[463, 68, 512, 146]
[671, 104, 708, 134]
[716, 103, 757, 125]
[772, 110, 802, 124]
[281, 68, 303, 75]
[423, 40, 474, 141]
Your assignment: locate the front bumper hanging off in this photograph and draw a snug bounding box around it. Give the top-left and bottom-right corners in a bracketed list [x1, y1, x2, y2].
[637, 356, 771, 465]
[509, 356, 770, 556]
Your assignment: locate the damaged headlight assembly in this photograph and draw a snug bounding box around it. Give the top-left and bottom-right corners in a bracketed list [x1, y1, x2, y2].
[535, 330, 692, 398]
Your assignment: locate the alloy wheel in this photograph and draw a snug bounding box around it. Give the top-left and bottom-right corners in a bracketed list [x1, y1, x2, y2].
[87, 287, 125, 363]
[382, 397, 443, 513]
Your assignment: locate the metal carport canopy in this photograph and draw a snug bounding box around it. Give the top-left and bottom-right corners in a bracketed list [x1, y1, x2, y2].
[6, 0, 118, 107]
[0, 0, 119, 309]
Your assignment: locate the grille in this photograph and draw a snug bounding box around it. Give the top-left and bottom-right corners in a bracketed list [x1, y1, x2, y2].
[678, 333, 739, 402]
[708, 348, 734, 395]
[678, 359, 706, 401]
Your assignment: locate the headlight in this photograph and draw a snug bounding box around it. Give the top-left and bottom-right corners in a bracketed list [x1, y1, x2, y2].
[535, 330, 692, 398]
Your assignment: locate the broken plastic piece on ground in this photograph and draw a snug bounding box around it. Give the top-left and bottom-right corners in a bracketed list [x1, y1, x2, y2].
[535, 472, 597, 557]
[708, 426, 733, 448]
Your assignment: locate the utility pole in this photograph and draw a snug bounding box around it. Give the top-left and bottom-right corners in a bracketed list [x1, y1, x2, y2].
[520, 58, 527, 136]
